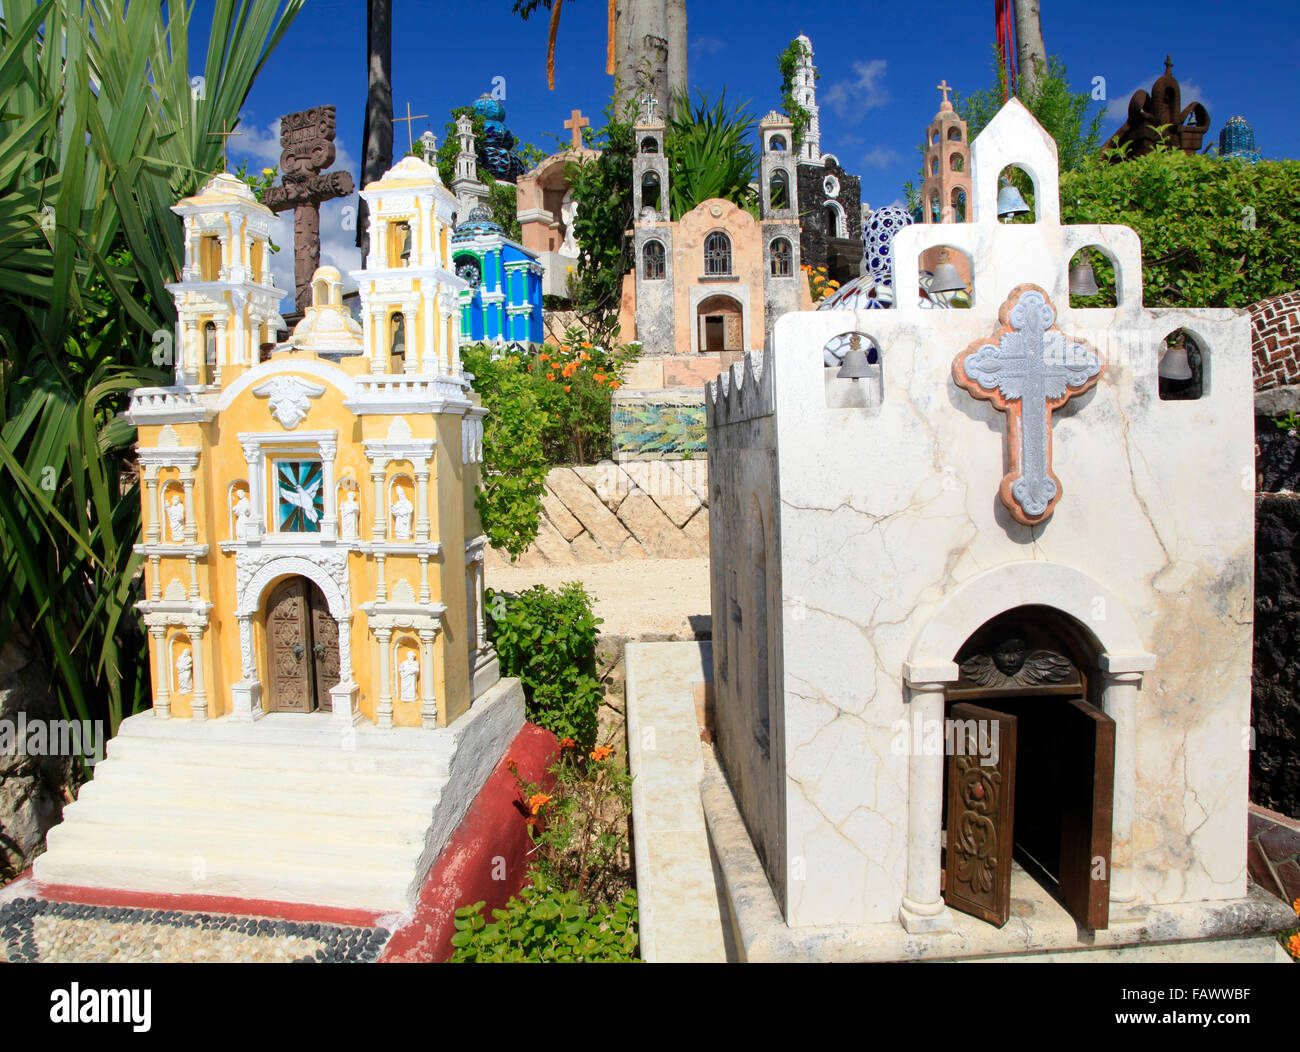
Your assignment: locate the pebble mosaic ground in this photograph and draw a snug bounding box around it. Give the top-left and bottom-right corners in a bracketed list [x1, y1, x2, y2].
[0, 898, 389, 963]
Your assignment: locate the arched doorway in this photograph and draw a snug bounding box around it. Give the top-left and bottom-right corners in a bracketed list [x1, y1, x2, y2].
[941, 605, 1114, 930]
[265, 576, 340, 713]
[697, 294, 743, 352]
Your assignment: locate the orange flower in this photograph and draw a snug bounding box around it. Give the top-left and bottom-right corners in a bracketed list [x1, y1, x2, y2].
[1288, 932, 1300, 960]
[559, 737, 575, 749]
[1294, 897, 1300, 916]
[546, 372, 556, 381]
[527, 792, 553, 815]
[609, 381, 620, 390]
[581, 341, 592, 349]
[505, 757, 517, 772]
[560, 344, 571, 352]
[580, 352, 590, 361]
[594, 374, 606, 384]
[538, 352, 550, 362]
[590, 745, 612, 762]
[564, 385, 571, 392]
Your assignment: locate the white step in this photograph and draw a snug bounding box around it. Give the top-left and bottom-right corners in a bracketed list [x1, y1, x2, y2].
[105, 735, 451, 778]
[75, 773, 438, 821]
[64, 794, 435, 845]
[34, 850, 413, 912]
[44, 818, 424, 871]
[90, 756, 444, 802]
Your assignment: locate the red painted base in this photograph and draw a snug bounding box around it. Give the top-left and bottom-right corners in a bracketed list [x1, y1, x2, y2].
[380, 723, 557, 962]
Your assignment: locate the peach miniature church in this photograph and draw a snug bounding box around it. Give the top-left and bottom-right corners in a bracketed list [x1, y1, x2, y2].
[32, 158, 526, 913]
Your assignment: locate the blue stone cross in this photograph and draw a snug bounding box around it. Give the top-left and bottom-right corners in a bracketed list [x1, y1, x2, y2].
[954, 286, 1104, 524]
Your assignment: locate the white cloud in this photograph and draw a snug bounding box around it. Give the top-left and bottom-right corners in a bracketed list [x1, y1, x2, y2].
[236, 117, 282, 168]
[823, 60, 889, 122]
[691, 35, 724, 57]
[861, 146, 901, 169]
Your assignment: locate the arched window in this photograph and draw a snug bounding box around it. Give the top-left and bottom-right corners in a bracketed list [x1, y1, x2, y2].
[931, 157, 939, 175]
[930, 194, 941, 223]
[769, 134, 787, 151]
[769, 237, 792, 277]
[948, 127, 962, 141]
[643, 239, 666, 280]
[950, 187, 967, 222]
[640, 136, 658, 154]
[704, 231, 732, 275]
[824, 203, 840, 238]
[770, 169, 789, 210]
[389, 312, 406, 365]
[950, 153, 964, 172]
[641, 171, 661, 213]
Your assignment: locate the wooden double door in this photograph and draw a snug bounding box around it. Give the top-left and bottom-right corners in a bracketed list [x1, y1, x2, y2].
[266, 577, 339, 713]
[942, 694, 1116, 930]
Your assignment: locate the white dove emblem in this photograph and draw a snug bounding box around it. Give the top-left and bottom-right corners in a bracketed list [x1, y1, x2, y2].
[280, 474, 322, 523]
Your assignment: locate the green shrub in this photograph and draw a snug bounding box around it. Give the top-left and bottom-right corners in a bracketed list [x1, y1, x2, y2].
[1060, 150, 1300, 308]
[486, 582, 603, 751]
[448, 874, 639, 962]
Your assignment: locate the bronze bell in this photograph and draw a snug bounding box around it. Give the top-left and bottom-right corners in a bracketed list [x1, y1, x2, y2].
[1069, 260, 1100, 296]
[398, 222, 412, 263]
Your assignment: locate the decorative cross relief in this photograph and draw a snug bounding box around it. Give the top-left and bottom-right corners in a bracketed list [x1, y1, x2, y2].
[253, 375, 327, 429]
[953, 284, 1104, 526]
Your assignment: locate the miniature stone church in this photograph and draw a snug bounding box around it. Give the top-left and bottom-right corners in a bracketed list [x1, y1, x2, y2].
[33, 159, 523, 912]
[705, 99, 1292, 959]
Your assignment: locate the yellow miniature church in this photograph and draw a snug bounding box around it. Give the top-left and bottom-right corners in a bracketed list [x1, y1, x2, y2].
[127, 159, 494, 729]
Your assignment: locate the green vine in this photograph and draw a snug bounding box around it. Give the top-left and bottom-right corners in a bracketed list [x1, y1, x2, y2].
[777, 37, 817, 153]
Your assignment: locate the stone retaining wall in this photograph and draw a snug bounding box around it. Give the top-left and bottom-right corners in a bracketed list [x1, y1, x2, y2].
[486, 459, 710, 570]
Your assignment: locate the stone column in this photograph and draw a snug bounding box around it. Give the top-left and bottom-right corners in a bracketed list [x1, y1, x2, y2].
[143, 467, 161, 544]
[150, 626, 171, 719]
[187, 554, 200, 600]
[242, 442, 264, 540]
[422, 299, 436, 373]
[899, 668, 956, 934]
[419, 627, 437, 728]
[149, 555, 161, 600]
[320, 440, 338, 541]
[375, 627, 394, 728]
[230, 612, 263, 722]
[370, 460, 387, 541]
[474, 559, 486, 651]
[213, 319, 228, 385]
[1101, 658, 1145, 906]
[414, 459, 430, 542]
[189, 625, 208, 721]
[375, 552, 388, 602]
[180, 467, 197, 544]
[418, 553, 431, 603]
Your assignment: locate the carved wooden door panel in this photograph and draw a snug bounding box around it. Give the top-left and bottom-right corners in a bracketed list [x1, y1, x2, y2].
[1057, 699, 1115, 930]
[943, 703, 1018, 927]
[267, 578, 312, 713]
[309, 584, 338, 713]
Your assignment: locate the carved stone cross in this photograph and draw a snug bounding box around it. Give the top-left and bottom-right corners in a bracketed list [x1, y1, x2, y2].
[639, 94, 660, 126]
[952, 284, 1105, 525]
[262, 106, 356, 313]
[564, 108, 589, 150]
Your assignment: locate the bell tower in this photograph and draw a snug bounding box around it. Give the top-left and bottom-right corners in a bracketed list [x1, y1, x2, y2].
[920, 80, 972, 282]
[168, 172, 284, 387]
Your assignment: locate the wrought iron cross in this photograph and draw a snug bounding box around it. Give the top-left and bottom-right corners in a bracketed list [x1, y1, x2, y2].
[394, 101, 429, 153]
[208, 125, 242, 172]
[953, 284, 1104, 525]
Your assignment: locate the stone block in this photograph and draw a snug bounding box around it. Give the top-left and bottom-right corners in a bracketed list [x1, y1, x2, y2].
[621, 359, 665, 390]
[541, 487, 585, 541]
[664, 357, 729, 387]
[617, 492, 699, 559]
[617, 461, 703, 527]
[572, 461, 631, 511]
[681, 508, 710, 552]
[546, 466, 634, 552]
[530, 515, 577, 565]
[1259, 820, 1300, 862]
[569, 532, 613, 563]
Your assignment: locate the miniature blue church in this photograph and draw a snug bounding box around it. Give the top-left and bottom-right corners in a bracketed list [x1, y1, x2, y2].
[448, 114, 543, 348]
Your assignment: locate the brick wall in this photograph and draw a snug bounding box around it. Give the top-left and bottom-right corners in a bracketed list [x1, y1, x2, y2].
[1251, 290, 1300, 391]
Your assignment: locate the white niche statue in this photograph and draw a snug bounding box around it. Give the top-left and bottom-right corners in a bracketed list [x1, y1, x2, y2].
[340, 489, 360, 541]
[232, 489, 251, 540]
[398, 651, 419, 702]
[166, 493, 186, 541]
[175, 647, 193, 694]
[391, 486, 414, 541]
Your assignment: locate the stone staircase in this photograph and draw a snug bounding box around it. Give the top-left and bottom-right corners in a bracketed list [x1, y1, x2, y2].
[33, 683, 523, 913]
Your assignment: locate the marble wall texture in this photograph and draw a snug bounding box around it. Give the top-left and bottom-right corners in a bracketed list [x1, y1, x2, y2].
[706, 100, 1257, 932]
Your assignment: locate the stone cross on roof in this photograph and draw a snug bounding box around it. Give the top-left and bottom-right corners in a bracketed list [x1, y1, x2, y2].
[953, 284, 1105, 525]
[564, 109, 590, 150]
[639, 94, 660, 126]
[937, 80, 953, 107]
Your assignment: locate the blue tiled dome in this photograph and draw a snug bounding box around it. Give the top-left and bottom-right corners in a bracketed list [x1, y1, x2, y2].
[1219, 116, 1260, 163]
[452, 205, 503, 242]
[473, 95, 506, 123]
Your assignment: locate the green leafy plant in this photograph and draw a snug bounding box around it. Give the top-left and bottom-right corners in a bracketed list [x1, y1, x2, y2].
[463, 343, 549, 557]
[1060, 151, 1300, 307]
[426, 107, 528, 240]
[777, 37, 817, 154]
[512, 736, 633, 907]
[0, 0, 303, 748]
[486, 582, 603, 752]
[665, 89, 758, 221]
[1274, 411, 1300, 434]
[448, 874, 639, 962]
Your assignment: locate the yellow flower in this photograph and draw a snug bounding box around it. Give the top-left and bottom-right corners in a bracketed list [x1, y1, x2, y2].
[262, 167, 274, 176]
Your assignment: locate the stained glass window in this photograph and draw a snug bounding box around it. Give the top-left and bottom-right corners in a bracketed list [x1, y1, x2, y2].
[704, 231, 731, 275]
[276, 460, 324, 533]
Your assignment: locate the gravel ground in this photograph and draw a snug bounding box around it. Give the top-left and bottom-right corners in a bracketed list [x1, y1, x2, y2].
[0, 898, 388, 963]
[487, 557, 711, 640]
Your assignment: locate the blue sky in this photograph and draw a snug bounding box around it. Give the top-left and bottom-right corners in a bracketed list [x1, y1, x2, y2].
[203, 0, 1299, 302]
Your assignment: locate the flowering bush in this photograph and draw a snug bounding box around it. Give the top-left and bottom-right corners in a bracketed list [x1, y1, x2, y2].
[527, 329, 640, 464]
[803, 263, 839, 304]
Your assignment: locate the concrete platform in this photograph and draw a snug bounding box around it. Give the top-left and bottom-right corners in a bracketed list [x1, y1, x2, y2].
[32, 678, 524, 913]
